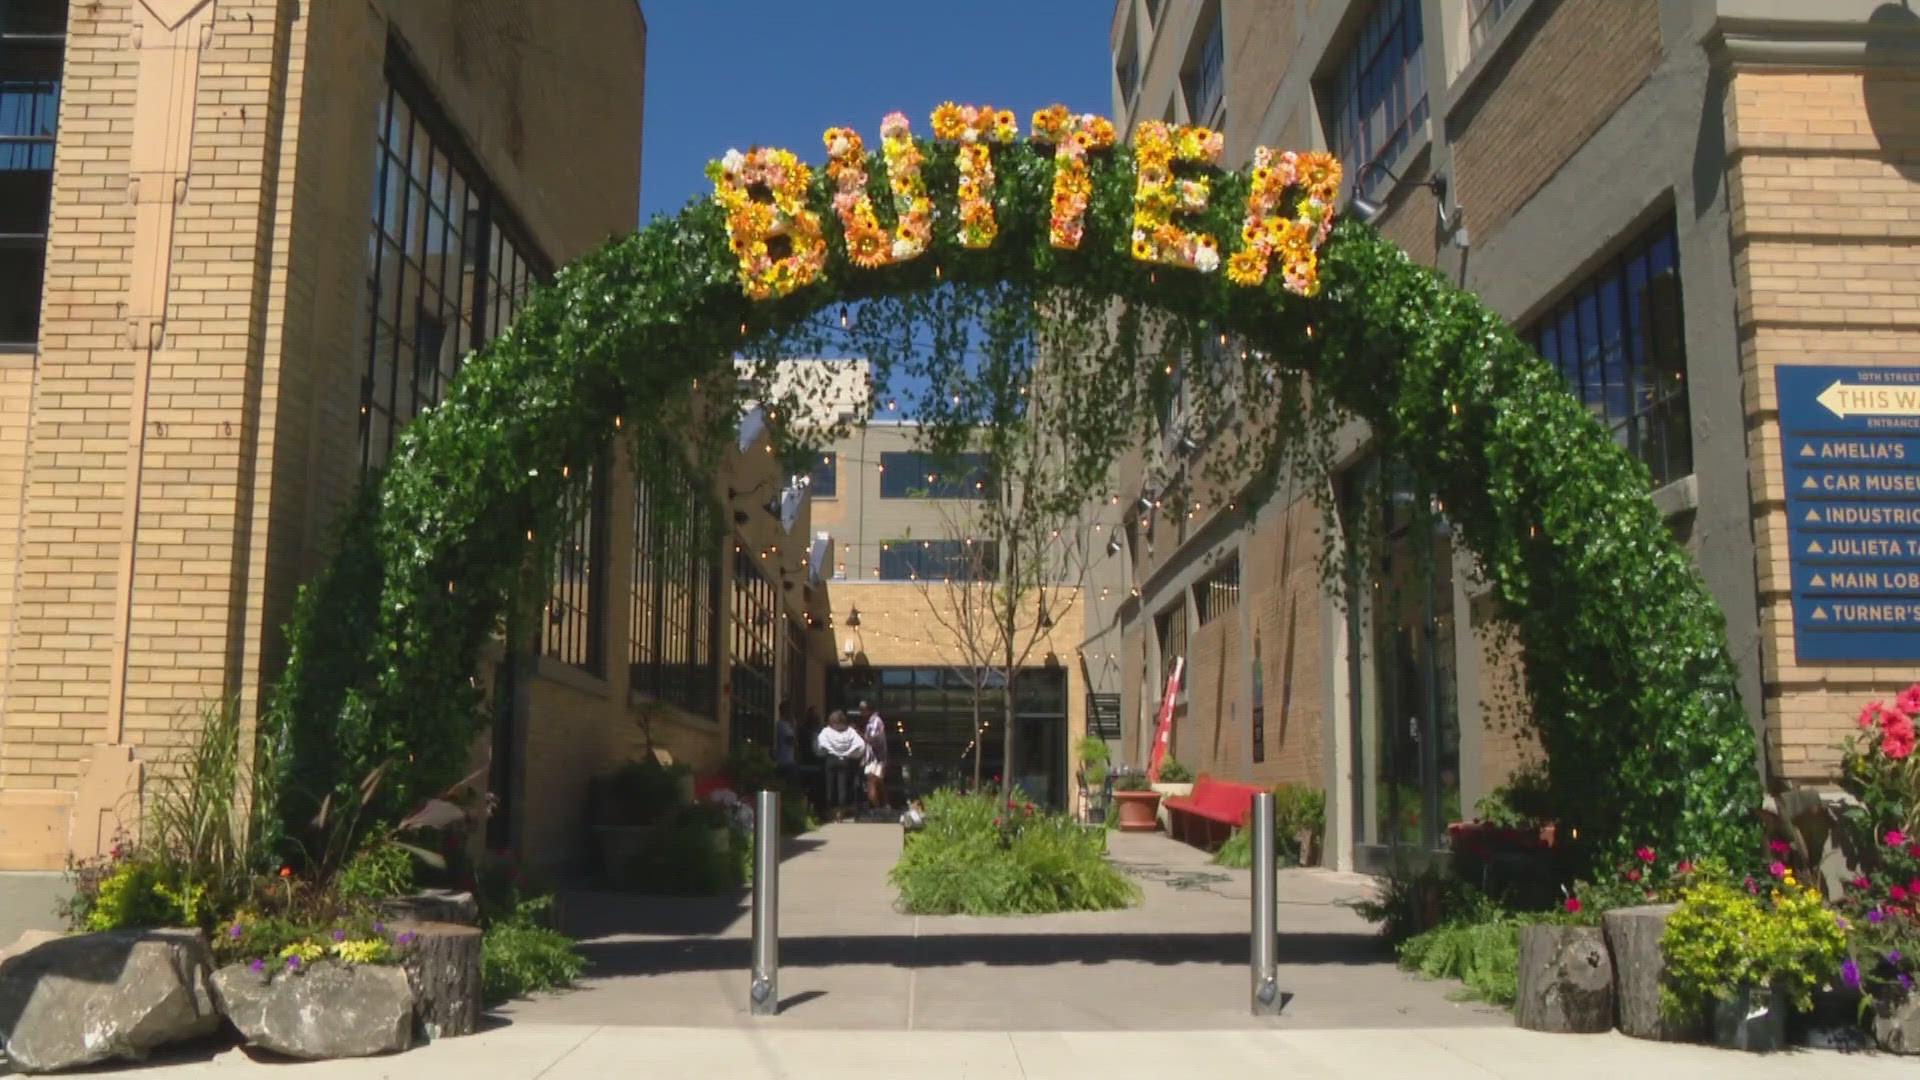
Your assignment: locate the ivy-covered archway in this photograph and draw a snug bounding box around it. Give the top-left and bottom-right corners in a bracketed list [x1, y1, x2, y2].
[268, 107, 1761, 871]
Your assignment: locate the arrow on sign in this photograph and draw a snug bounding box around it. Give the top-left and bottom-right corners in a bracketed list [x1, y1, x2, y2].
[1817, 381, 1920, 419]
[1813, 606, 1830, 620]
[1811, 573, 1827, 586]
[1802, 444, 1817, 457]
[1806, 509, 1821, 522]
[1808, 540, 1824, 554]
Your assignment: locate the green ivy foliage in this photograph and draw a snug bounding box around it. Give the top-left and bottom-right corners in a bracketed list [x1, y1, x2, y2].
[265, 131, 1759, 871]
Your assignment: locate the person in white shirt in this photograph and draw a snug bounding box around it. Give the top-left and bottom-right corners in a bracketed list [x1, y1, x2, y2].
[859, 700, 889, 811]
[814, 710, 866, 822]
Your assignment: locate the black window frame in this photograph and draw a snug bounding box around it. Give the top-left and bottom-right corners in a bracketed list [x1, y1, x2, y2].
[1321, 0, 1429, 185]
[1528, 217, 1692, 489]
[1194, 554, 1241, 626]
[877, 538, 999, 583]
[543, 457, 610, 675]
[0, 0, 66, 350]
[809, 450, 838, 500]
[361, 41, 549, 469]
[730, 547, 779, 749]
[878, 451, 995, 500]
[629, 451, 723, 721]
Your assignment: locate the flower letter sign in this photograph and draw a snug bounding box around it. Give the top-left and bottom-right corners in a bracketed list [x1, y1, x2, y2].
[710, 103, 1342, 301]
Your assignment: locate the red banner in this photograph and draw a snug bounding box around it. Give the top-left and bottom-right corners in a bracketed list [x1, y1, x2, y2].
[1147, 658, 1183, 782]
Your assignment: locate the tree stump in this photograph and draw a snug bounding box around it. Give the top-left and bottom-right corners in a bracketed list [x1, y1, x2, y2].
[1602, 904, 1704, 1042]
[377, 890, 479, 926]
[1515, 924, 1615, 1033]
[392, 921, 483, 1040]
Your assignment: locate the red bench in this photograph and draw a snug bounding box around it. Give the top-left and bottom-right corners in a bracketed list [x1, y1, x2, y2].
[1162, 776, 1267, 850]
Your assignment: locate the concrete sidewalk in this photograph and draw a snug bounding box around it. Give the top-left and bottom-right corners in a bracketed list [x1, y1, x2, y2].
[501, 822, 1505, 1030]
[61, 1024, 1919, 1079]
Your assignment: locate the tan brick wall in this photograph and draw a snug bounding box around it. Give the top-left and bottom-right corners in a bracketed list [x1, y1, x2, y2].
[1726, 67, 1920, 782]
[0, 0, 648, 868]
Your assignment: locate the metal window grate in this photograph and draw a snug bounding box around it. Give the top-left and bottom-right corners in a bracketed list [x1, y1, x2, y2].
[630, 453, 721, 720]
[544, 461, 608, 673]
[1088, 693, 1123, 741]
[730, 548, 778, 748]
[1195, 555, 1241, 626]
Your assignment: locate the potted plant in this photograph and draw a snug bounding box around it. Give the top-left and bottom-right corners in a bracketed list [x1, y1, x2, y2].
[1660, 872, 1846, 1052]
[1078, 737, 1111, 826]
[1110, 772, 1162, 832]
[1448, 762, 1558, 858]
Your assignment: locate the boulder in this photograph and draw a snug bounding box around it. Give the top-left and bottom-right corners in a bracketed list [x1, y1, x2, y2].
[1514, 924, 1614, 1033]
[211, 960, 413, 1060]
[1602, 904, 1706, 1042]
[0, 928, 220, 1073]
[376, 890, 479, 927]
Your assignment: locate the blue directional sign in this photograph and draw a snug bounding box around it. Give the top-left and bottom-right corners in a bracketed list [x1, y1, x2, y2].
[1777, 365, 1920, 662]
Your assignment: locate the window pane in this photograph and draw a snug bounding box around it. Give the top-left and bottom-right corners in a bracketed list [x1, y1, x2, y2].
[0, 237, 46, 344]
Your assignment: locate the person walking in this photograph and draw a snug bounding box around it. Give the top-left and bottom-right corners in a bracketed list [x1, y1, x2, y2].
[859, 700, 889, 813]
[815, 710, 866, 822]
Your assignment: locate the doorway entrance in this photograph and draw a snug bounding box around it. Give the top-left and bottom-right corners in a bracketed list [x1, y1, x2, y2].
[1343, 458, 1462, 874]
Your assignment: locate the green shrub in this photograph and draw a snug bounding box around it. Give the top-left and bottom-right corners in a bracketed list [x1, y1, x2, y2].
[1156, 759, 1195, 784]
[80, 858, 189, 932]
[1398, 918, 1523, 1007]
[1112, 772, 1152, 792]
[780, 791, 820, 836]
[890, 789, 1140, 915]
[1213, 784, 1328, 869]
[336, 840, 415, 902]
[721, 744, 779, 793]
[1661, 877, 1846, 1019]
[615, 806, 745, 895]
[482, 923, 585, 1006]
[1079, 736, 1111, 791]
[1472, 761, 1555, 828]
[1352, 863, 1499, 945]
[599, 759, 690, 827]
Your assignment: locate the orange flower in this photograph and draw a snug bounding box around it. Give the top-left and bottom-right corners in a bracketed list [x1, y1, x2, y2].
[279, 866, 292, 879]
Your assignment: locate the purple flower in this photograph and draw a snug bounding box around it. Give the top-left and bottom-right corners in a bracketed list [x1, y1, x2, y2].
[1871, 909, 1888, 925]
[1843, 959, 1863, 990]
[397, 931, 416, 946]
[1902, 974, 1915, 992]
[1893, 950, 1906, 966]
[248, 958, 264, 974]
[332, 929, 347, 942]
[286, 955, 301, 970]
[228, 923, 243, 939]
[1837, 915, 1850, 930]
[372, 921, 385, 934]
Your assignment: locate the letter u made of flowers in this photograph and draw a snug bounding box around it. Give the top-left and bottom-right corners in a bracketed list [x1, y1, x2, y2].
[1226, 148, 1342, 298]
[930, 102, 1018, 249]
[823, 113, 932, 269]
[708, 147, 829, 300]
[1130, 121, 1226, 272]
[1031, 105, 1117, 250]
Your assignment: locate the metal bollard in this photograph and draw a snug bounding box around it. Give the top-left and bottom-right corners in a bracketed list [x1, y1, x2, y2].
[749, 789, 780, 1015]
[1250, 791, 1283, 1016]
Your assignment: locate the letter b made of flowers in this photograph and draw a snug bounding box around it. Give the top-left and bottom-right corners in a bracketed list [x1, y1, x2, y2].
[1131, 121, 1225, 273]
[708, 147, 829, 300]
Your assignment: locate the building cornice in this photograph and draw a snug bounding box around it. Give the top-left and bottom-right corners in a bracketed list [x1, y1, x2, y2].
[1705, 14, 1920, 70]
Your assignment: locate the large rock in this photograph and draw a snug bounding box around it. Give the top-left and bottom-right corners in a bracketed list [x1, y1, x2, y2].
[1602, 904, 1706, 1042]
[211, 960, 413, 1060]
[1514, 924, 1614, 1033]
[0, 928, 220, 1073]
[376, 890, 479, 927]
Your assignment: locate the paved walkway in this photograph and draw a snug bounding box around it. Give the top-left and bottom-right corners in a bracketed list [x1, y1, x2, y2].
[6, 825, 1915, 1076]
[500, 823, 1504, 1031]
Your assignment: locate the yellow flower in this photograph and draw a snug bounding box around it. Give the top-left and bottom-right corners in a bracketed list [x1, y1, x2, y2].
[1131, 238, 1152, 259]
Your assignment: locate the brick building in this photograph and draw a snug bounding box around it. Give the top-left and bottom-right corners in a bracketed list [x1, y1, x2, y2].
[1090, 0, 1920, 872]
[752, 361, 1091, 811]
[0, 0, 833, 872]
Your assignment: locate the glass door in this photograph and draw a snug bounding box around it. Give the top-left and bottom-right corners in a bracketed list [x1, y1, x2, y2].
[1344, 457, 1461, 872]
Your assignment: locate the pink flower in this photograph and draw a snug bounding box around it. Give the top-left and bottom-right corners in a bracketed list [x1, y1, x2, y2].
[1862, 701, 1888, 729]
[1677, 860, 1695, 874]
[1564, 897, 1582, 913]
[1895, 886, 1912, 902]
[1855, 876, 1873, 890]
[1768, 840, 1791, 856]
[1909, 843, 1920, 858]
[1769, 861, 1787, 878]
[1746, 877, 1759, 894]
[1635, 846, 1656, 864]
[1891, 830, 1910, 848]
[1898, 684, 1920, 715]
[1883, 712, 1918, 760]
[1911, 878, 1920, 895]
[992, 817, 1003, 827]
[1626, 869, 1642, 883]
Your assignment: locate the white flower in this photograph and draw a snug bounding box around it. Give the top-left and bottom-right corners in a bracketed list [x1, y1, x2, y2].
[892, 238, 918, 259]
[1193, 246, 1221, 273]
[1132, 229, 1147, 244]
[828, 135, 851, 158]
[721, 149, 746, 175]
[960, 128, 978, 145]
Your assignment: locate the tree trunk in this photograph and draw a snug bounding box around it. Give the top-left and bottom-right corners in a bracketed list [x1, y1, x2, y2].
[394, 920, 484, 1040]
[1602, 904, 1703, 1042]
[1002, 534, 1017, 796]
[971, 682, 984, 790]
[1514, 925, 1614, 1033]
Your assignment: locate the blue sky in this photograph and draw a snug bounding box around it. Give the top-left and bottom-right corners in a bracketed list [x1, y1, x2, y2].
[637, 1, 1115, 224]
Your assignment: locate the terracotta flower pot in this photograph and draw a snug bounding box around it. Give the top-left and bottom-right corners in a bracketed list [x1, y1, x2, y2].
[1112, 789, 1163, 832]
